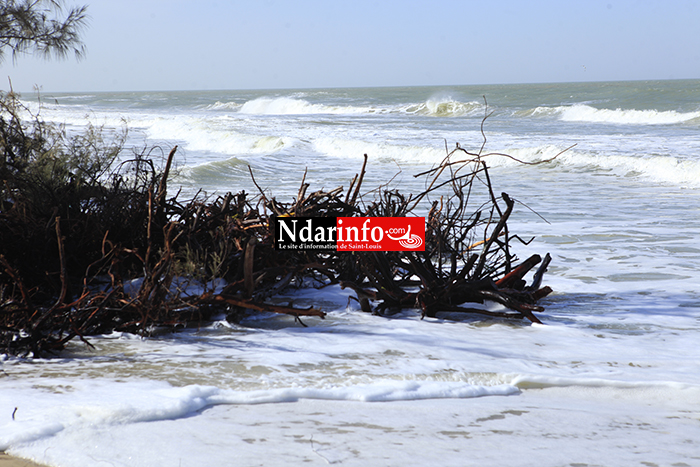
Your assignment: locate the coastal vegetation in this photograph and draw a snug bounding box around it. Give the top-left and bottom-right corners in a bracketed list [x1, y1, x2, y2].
[0, 0, 88, 64]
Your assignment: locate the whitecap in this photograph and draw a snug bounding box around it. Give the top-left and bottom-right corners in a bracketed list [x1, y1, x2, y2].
[558, 104, 700, 125]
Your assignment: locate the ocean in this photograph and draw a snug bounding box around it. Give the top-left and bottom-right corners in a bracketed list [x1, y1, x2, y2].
[2, 80, 700, 466]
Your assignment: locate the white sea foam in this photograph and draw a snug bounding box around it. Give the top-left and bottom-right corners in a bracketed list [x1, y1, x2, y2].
[553, 148, 700, 186]
[536, 103, 700, 125]
[0, 378, 516, 450]
[16, 99, 126, 129]
[312, 136, 447, 163]
[206, 100, 243, 111]
[478, 144, 700, 187]
[404, 96, 483, 117]
[145, 115, 295, 157]
[213, 95, 484, 117]
[238, 96, 366, 115]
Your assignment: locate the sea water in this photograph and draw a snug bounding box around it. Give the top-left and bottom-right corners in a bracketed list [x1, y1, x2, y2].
[2, 80, 700, 466]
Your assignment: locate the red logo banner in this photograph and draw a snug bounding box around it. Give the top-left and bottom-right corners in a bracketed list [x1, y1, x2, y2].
[336, 217, 425, 251]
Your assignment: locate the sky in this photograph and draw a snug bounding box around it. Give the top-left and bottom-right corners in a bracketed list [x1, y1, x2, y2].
[2, 0, 699, 93]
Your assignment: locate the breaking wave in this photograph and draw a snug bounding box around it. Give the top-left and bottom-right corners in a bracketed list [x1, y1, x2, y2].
[405, 97, 482, 117]
[529, 104, 700, 125]
[234, 97, 366, 115]
[503, 146, 700, 187]
[207, 96, 482, 117]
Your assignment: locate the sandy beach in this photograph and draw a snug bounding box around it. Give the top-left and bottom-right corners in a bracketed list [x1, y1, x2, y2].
[0, 454, 47, 467]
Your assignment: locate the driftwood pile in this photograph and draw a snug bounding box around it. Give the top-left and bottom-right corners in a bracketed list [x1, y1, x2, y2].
[1, 140, 555, 356]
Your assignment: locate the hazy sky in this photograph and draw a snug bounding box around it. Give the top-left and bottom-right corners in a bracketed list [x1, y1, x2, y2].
[2, 0, 699, 93]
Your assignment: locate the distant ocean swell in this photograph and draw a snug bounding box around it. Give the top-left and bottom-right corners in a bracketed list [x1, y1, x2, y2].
[24, 94, 700, 125]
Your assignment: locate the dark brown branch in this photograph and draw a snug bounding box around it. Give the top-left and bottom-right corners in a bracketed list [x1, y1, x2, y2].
[54, 217, 67, 307]
[496, 254, 541, 289]
[528, 253, 552, 291]
[348, 153, 368, 207]
[156, 145, 178, 207]
[244, 237, 256, 298]
[472, 192, 515, 279]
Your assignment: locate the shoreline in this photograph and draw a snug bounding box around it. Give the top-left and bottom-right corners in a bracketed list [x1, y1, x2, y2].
[0, 453, 48, 467]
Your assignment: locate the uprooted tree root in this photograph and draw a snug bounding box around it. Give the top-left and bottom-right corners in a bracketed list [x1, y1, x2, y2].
[1, 95, 565, 356]
[1, 143, 556, 356]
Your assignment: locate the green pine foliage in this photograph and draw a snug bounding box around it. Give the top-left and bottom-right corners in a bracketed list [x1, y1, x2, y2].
[0, 0, 88, 64]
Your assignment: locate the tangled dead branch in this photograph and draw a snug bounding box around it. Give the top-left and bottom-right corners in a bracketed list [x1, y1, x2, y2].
[1, 96, 562, 356]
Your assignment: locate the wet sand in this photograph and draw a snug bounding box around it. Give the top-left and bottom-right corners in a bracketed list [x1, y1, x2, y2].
[0, 453, 47, 467]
